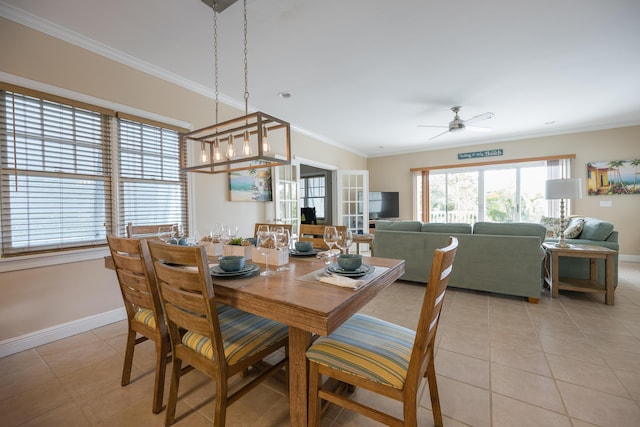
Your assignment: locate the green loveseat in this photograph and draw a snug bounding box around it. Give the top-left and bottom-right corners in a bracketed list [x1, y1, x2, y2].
[374, 221, 547, 302]
[543, 216, 619, 286]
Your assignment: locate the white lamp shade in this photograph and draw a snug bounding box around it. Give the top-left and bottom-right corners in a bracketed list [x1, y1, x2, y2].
[545, 178, 582, 200]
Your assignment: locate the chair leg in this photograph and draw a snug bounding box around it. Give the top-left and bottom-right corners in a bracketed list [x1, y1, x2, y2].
[307, 362, 321, 427]
[214, 377, 228, 427]
[152, 340, 168, 414]
[121, 327, 137, 386]
[165, 358, 182, 426]
[403, 395, 419, 427]
[426, 349, 443, 427]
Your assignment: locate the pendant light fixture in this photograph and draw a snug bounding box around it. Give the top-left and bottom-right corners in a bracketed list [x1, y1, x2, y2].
[181, 0, 291, 174]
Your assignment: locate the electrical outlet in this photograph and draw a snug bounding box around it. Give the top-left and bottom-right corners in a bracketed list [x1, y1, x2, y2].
[600, 200, 613, 207]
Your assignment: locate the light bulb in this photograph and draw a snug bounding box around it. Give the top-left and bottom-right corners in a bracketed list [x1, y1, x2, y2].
[200, 142, 208, 163]
[241, 131, 252, 156]
[262, 126, 271, 153]
[226, 136, 235, 159]
[213, 139, 222, 161]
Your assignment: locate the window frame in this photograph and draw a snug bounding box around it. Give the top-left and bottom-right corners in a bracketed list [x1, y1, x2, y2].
[0, 81, 190, 271]
[412, 154, 576, 223]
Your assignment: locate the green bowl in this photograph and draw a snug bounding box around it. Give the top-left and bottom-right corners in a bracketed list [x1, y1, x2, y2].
[337, 254, 363, 271]
[218, 255, 245, 272]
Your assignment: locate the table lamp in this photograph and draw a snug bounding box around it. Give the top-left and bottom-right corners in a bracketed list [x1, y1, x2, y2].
[545, 178, 582, 248]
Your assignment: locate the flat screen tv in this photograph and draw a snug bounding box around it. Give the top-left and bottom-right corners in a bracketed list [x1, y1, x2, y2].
[368, 191, 399, 219]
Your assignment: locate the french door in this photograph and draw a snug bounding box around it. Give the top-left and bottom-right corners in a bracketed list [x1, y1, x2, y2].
[336, 170, 368, 234]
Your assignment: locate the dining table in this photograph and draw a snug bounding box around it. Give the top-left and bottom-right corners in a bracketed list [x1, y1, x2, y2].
[105, 249, 405, 426]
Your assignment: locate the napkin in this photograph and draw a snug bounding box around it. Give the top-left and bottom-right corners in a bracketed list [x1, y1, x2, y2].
[319, 274, 365, 289]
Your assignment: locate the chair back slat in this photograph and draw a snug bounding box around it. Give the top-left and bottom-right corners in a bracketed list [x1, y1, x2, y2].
[408, 237, 458, 384]
[127, 222, 175, 238]
[112, 252, 146, 275]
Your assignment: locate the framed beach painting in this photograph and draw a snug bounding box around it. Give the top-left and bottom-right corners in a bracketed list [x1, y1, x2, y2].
[229, 165, 273, 202]
[587, 159, 640, 195]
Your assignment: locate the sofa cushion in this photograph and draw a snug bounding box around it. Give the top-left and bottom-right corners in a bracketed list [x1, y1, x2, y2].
[540, 216, 561, 238]
[473, 222, 546, 241]
[420, 223, 472, 234]
[375, 220, 422, 232]
[564, 217, 585, 238]
[579, 217, 614, 241]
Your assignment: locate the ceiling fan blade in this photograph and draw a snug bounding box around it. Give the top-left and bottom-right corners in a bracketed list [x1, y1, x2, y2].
[417, 125, 447, 128]
[428, 130, 450, 141]
[466, 125, 492, 132]
[463, 112, 494, 126]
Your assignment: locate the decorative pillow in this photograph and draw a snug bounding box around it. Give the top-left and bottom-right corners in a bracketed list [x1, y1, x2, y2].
[540, 216, 561, 238]
[563, 217, 585, 239]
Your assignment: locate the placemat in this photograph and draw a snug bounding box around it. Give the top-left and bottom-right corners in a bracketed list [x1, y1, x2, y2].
[296, 265, 389, 288]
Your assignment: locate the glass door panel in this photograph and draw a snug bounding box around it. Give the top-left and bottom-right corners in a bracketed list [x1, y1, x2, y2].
[484, 169, 517, 222]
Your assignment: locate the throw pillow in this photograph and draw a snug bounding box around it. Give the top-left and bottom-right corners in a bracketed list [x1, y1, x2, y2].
[563, 217, 585, 239]
[540, 216, 561, 238]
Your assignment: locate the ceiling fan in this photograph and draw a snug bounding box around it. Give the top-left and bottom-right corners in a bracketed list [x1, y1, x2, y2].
[419, 106, 494, 141]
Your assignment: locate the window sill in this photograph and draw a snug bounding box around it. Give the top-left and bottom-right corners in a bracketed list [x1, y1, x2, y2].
[0, 247, 110, 273]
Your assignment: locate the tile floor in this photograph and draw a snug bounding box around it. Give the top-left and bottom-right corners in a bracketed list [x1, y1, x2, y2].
[1, 261, 640, 426]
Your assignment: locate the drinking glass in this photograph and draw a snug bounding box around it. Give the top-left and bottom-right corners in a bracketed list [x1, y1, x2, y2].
[158, 225, 174, 243]
[276, 229, 290, 272]
[337, 229, 354, 254]
[323, 226, 338, 265]
[256, 232, 275, 276]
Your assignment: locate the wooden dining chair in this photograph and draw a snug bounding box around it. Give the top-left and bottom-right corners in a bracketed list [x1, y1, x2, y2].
[126, 222, 175, 238]
[106, 235, 170, 414]
[298, 224, 347, 250]
[146, 241, 289, 426]
[306, 236, 459, 427]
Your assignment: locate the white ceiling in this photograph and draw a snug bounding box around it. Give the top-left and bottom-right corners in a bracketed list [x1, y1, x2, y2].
[3, 0, 640, 157]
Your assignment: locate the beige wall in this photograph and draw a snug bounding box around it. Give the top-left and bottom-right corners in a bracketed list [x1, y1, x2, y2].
[0, 18, 365, 341]
[368, 127, 640, 257]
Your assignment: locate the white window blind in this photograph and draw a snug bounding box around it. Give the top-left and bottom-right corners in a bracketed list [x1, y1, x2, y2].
[1, 84, 189, 257]
[117, 116, 188, 236]
[1, 89, 111, 255]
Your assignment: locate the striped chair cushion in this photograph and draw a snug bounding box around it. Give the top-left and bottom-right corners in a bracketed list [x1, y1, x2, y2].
[182, 307, 288, 366]
[306, 314, 415, 389]
[134, 308, 156, 329]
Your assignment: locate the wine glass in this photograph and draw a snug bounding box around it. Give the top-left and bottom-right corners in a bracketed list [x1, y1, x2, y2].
[257, 224, 270, 237]
[256, 232, 275, 276]
[337, 229, 354, 255]
[323, 226, 338, 265]
[158, 225, 174, 243]
[276, 229, 290, 272]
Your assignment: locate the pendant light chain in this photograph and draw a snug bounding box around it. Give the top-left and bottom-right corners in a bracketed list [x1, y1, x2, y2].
[243, 0, 249, 115]
[214, 1, 219, 124]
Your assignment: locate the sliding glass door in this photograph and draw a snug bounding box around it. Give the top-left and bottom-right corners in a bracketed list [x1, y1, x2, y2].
[424, 159, 566, 224]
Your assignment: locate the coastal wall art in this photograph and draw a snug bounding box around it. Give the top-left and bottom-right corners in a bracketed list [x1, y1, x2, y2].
[229, 164, 273, 201]
[586, 159, 640, 195]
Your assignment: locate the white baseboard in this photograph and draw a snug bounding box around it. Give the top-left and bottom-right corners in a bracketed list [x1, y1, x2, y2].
[620, 254, 640, 263]
[0, 308, 126, 358]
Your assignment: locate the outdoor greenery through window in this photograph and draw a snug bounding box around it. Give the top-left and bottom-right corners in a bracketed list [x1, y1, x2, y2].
[299, 175, 326, 219]
[415, 157, 574, 224]
[0, 83, 188, 257]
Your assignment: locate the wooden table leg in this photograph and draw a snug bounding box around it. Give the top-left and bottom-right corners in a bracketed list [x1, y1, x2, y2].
[605, 254, 615, 305]
[551, 252, 559, 298]
[288, 327, 312, 426]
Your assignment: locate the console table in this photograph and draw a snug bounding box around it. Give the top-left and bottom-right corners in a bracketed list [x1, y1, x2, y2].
[543, 243, 616, 305]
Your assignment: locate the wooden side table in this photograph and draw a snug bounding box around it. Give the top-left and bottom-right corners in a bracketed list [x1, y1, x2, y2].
[352, 234, 375, 256]
[543, 243, 616, 305]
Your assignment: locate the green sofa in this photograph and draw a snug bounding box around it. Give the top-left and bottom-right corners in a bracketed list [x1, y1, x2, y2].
[543, 216, 619, 286]
[374, 221, 547, 302]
